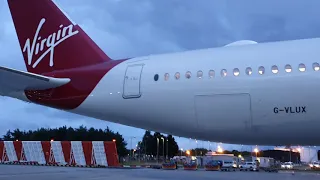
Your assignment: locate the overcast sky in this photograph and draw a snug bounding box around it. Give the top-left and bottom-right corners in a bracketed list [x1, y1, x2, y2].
[1, 0, 320, 151]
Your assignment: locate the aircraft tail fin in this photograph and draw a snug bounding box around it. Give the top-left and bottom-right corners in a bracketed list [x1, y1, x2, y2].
[7, 0, 112, 75]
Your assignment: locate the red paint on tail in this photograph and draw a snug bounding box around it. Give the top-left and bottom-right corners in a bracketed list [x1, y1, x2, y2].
[7, 0, 127, 109]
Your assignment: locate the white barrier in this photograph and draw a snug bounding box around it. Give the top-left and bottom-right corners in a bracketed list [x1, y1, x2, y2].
[0, 141, 119, 167]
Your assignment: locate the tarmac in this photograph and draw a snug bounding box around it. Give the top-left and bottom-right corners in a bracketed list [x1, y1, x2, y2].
[0, 165, 319, 180]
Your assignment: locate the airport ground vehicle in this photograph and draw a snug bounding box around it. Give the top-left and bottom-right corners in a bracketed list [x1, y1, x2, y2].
[220, 161, 237, 171]
[281, 162, 294, 169]
[239, 162, 259, 171]
[310, 161, 320, 169]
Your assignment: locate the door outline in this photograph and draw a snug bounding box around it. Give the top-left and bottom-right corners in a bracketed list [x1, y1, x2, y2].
[122, 64, 144, 99]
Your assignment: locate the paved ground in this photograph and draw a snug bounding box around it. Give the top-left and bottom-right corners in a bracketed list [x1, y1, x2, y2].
[0, 165, 319, 180]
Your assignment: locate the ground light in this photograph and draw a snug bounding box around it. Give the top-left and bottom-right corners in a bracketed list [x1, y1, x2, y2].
[254, 147, 259, 157]
[217, 145, 223, 153]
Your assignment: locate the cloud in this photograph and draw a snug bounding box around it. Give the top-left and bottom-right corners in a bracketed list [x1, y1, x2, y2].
[1, 0, 320, 151]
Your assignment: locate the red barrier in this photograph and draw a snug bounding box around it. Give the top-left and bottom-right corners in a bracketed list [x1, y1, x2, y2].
[0, 141, 4, 162]
[82, 141, 94, 166]
[41, 141, 51, 164]
[61, 141, 72, 165]
[104, 142, 119, 167]
[13, 141, 23, 161]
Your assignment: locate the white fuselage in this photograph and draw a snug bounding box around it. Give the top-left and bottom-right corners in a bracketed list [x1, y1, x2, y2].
[13, 38, 320, 146]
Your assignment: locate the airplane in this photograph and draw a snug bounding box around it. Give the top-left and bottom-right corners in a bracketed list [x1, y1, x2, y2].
[2, 0, 320, 146]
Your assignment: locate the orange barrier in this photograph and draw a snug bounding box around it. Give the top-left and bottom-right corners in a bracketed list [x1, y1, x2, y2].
[183, 164, 197, 170]
[205, 165, 220, 171]
[162, 163, 177, 170]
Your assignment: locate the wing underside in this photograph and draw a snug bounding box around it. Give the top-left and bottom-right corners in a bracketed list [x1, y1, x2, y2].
[0, 66, 70, 96]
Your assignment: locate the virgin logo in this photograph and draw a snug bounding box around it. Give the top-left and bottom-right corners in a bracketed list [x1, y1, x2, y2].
[23, 18, 79, 68]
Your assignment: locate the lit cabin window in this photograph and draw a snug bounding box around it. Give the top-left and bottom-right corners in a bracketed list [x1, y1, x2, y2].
[209, 70, 215, 78]
[197, 70, 203, 78]
[175, 72, 180, 80]
[298, 63, 306, 72]
[233, 68, 240, 76]
[164, 73, 170, 81]
[271, 65, 278, 74]
[285, 64, 292, 73]
[185, 71, 192, 79]
[258, 66, 265, 75]
[246, 67, 252, 75]
[313, 62, 320, 71]
[221, 69, 227, 77]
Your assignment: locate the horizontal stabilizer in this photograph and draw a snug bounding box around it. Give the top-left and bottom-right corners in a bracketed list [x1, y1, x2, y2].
[0, 66, 70, 94]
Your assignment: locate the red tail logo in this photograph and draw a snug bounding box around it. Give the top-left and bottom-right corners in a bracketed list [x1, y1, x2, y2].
[23, 18, 79, 68]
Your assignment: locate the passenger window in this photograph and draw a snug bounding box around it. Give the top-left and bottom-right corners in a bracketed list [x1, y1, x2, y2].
[175, 72, 180, 80]
[221, 69, 227, 77]
[313, 62, 320, 71]
[298, 63, 306, 72]
[258, 66, 265, 75]
[271, 65, 278, 74]
[154, 74, 159, 81]
[233, 68, 240, 76]
[209, 70, 215, 78]
[185, 71, 192, 79]
[245, 67, 252, 75]
[197, 70, 203, 78]
[164, 73, 170, 81]
[285, 64, 292, 73]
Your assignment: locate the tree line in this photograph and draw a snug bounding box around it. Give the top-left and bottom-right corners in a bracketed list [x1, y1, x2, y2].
[1, 126, 128, 156]
[0, 126, 180, 158]
[136, 131, 179, 158]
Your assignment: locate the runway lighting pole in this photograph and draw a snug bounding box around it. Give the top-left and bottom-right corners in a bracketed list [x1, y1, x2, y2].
[195, 140, 198, 156]
[157, 138, 159, 163]
[297, 147, 301, 163]
[130, 136, 136, 161]
[289, 148, 292, 162]
[145, 136, 147, 160]
[166, 139, 168, 160]
[137, 143, 140, 163]
[161, 137, 164, 162]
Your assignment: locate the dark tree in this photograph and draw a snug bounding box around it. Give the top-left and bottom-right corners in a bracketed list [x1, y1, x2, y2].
[138, 131, 179, 158]
[191, 148, 208, 156]
[2, 126, 129, 157]
[139, 130, 153, 155]
[167, 135, 179, 157]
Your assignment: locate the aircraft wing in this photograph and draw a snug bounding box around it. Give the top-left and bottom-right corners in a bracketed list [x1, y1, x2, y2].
[0, 66, 70, 95]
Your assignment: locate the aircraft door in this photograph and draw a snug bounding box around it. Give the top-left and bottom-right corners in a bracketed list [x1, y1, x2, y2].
[123, 64, 144, 99]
